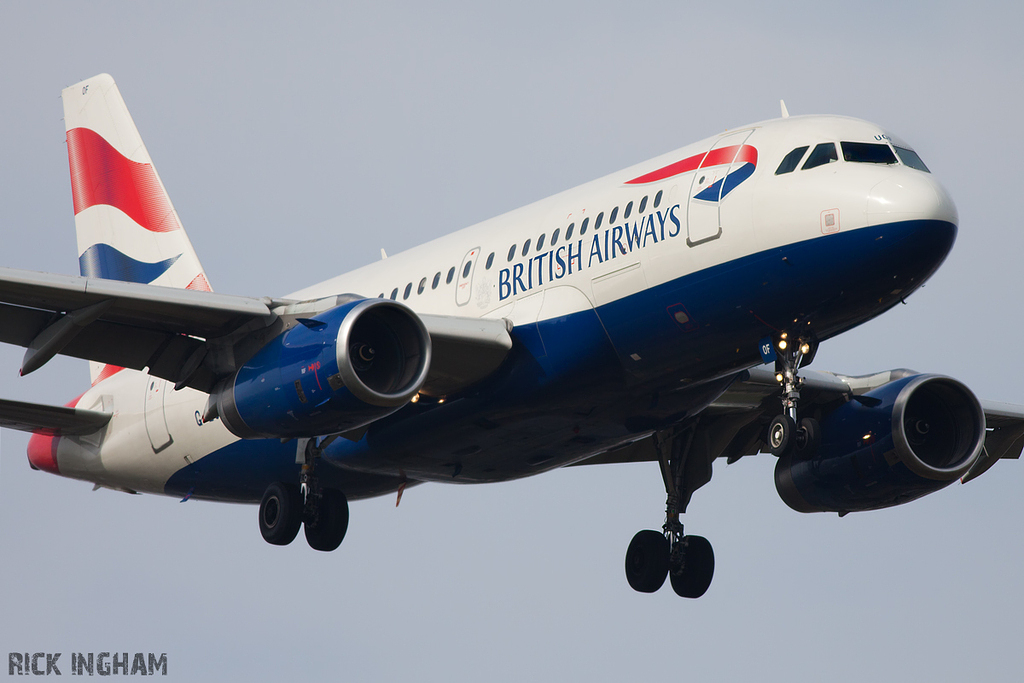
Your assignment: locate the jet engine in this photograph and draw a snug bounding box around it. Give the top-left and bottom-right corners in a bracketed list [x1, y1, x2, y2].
[210, 298, 430, 439]
[775, 374, 985, 514]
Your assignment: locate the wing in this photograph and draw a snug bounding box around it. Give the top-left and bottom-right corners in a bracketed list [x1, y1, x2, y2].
[575, 366, 1024, 483]
[0, 267, 512, 395]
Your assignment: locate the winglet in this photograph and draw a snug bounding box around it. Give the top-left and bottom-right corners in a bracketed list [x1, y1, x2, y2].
[780, 100, 790, 119]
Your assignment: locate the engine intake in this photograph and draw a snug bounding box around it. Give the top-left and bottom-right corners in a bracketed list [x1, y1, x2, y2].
[212, 298, 430, 439]
[776, 374, 985, 514]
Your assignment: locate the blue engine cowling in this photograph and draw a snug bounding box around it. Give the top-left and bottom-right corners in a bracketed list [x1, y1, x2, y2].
[775, 374, 986, 514]
[212, 298, 431, 439]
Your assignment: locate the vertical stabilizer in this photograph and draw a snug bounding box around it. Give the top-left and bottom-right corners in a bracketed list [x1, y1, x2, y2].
[62, 74, 212, 383]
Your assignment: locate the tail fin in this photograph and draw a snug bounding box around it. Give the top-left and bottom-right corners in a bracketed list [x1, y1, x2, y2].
[62, 74, 212, 383]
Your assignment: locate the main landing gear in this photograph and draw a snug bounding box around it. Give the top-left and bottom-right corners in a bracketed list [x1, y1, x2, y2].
[625, 428, 715, 598]
[258, 437, 350, 551]
[767, 333, 820, 458]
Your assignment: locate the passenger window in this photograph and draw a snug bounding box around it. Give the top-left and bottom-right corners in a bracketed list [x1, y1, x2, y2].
[417, 278, 426, 295]
[580, 217, 589, 235]
[462, 261, 472, 278]
[537, 234, 546, 250]
[802, 143, 838, 170]
[432, 272, 441, 289]
[639, 196, 648, 213]
[841, 142, 897, 165]
[522, 239, 531, 257]
[609, 207, 618, 223]
[653, 191, 662, 208]
[486, 252, 494, 269]
[624, 201, 633, 219]
[446, 267, 455, 284]
[377, 293, 384, 299]
[776, 146, 809, 174]
[566, 222, 575, 239]
[595, 212, 604, 230]
[507, 245, 516, 262]
[403, 283, 412, 300]
[390, 288, 398, 300]
[894, 146, 930, 173]
[551, 228, 560, 246]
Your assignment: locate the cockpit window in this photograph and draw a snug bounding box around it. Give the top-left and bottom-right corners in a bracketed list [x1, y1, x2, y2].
[802, 143, 838, 170]
[841, 142, 897, 165]
[894, 146, 930, 173]
[776, 146, 809, 175]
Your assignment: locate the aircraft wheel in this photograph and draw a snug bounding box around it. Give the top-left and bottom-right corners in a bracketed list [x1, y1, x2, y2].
[669, 535, 715, 598]
[768, 415, 796, 456]
[625, 530, 670, 593]
[304, 489, 350, 552]
[259, 482, 303, 546]
[795, 417, 821, 455]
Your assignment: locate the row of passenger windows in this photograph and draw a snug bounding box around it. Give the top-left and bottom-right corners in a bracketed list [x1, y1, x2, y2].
[378, 189, 667, 301]
[775, 141, 930, 175]
[506, 189, 663, 262]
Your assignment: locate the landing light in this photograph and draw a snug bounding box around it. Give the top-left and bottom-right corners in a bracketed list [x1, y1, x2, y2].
[800, 343, 811, 355]
[411, 394, 420, 404]
[778, 339, 788, 351]
[863, 433, 873, 441]
[775, 373, 784, 383]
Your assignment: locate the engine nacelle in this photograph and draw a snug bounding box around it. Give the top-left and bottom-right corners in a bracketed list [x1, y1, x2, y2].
[212, 298, 430, 439]
[775, 374, 985, 514]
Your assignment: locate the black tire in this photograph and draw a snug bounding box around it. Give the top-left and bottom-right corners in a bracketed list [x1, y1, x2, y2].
[768, 415, 796, 456]
[304, 489, 350, 552]
[625, 530, 669, 593]
[670, 535, 715, 599]
[259, 482, 303, 546]
[795, 417, 821, 455]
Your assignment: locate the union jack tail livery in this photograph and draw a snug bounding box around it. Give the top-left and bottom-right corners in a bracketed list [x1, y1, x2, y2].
[62, 74, 212, 383]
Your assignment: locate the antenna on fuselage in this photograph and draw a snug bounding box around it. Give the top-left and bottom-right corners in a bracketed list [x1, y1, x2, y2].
[780, 100, 790, 118]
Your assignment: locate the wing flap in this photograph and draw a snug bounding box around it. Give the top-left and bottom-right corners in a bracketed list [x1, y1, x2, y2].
[0, 397, 110, 436]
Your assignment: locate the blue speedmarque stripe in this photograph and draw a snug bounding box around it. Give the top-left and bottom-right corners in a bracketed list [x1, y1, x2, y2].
[79, 243, 181, 283]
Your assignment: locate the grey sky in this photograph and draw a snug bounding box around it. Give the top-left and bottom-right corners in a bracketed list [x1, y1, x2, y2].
[2, 2, 1022, 680]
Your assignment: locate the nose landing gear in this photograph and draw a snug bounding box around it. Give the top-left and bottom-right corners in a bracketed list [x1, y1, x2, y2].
[625, 426, 715, 598]
[768, 334, 820, 457]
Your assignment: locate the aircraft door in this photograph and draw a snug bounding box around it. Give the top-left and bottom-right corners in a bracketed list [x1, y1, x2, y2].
[455, 246, 480, 306]
[686, 130, 754, 246]
[144, 377, 173, 452]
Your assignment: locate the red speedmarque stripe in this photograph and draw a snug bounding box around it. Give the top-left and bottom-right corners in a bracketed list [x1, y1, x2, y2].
[66, 127, 181, 233]
[625, 144, 757, 185]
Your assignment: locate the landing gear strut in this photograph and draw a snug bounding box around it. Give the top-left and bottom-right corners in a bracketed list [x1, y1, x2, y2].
[768, 333, 820, 457]
[625, 426, 715, 598]
[258, 436, 349, 551]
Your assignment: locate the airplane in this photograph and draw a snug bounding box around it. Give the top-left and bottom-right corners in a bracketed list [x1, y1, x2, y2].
[2, 73, 1022, 599]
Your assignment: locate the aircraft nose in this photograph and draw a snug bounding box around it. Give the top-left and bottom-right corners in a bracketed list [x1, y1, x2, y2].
[27, 432, 60, 474]
[867, 172, 958, 227]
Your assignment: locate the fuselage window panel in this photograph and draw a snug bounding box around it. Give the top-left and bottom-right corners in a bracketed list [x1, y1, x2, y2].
[507, 245, 516, 262]
[894, 146, 931, 173]
[485, 252, 494, 269]
[802, 142, 838, 170]
[462, 261, 472, 278]
[841, 141, 897, 165]
[390, 288, 398, 300]
[653, 191, 662, 208]
[446, 267, 455, 284]
[551, 228, 560, 246]
[565, 222, 575, 239]
[639, 196, 648, 213]
[595, 212, 604, 230]
[776, 146, 809, 175]
[403, 283, 412, 300]
[624, 201, 633, 219]
[432, 272, 441, 289]
[580, 217, 589, 235]
[417, 277, 426, 295]
[609, 207, 618, 223]
[522, 239, 531, 257]
[537, 234, 546, 251]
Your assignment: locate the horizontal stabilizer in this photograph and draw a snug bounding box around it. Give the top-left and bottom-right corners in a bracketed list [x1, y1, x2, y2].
[0, 397, 110, 436]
